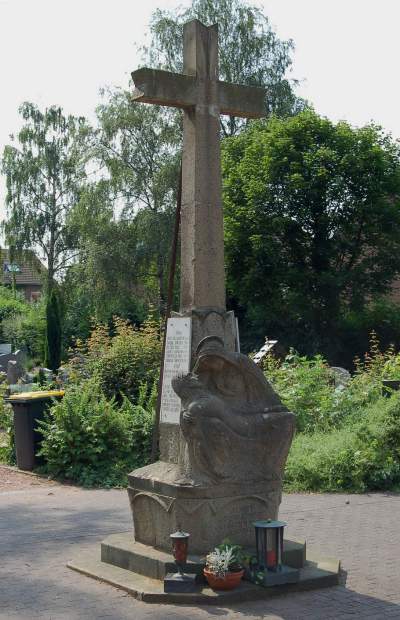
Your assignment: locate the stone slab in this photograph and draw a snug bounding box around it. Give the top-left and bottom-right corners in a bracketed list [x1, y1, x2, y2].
[68, 546, 341, 604]
[160, 317, 191, 425]
[128, 461, 280, 499]
[100, 532, 306, 579]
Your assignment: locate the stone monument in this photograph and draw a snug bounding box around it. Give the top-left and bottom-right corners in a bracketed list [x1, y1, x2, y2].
[127, 18, 295, 555]
[68, 19, 341, 601]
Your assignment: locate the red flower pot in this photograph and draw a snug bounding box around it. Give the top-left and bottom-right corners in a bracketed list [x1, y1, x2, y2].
[203, 568, 244, 590]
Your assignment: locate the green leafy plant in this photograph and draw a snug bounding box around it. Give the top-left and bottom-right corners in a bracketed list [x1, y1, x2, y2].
[37, 378, 154, 487]
[264, 351, 341, 433]
[0, 381, 14, 465]
[205, 546, 239, 577]
[2, 300, 46, 361]
[216, 539, 243, 572]
[65, 316, 162, 403]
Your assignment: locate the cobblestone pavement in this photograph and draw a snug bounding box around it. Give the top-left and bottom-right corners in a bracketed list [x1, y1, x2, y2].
[1, 482, 400, 620]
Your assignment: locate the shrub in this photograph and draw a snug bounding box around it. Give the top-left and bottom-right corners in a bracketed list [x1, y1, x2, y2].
[0, 381, 14, 465]
[285, 390, 400, 493]
[2, 301, 46, 361]
[93, 316, 161, 403]
[65, 316, 162, 403]
[38, 379, 154, 486]
[0, 286, 27, 323]
[264, 351, 342, 433]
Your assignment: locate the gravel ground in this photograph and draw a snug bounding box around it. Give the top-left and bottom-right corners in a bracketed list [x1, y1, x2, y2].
[0, 464, 59, 491]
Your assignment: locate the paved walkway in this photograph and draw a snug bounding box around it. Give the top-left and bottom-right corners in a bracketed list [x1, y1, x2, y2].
[1, 472, 400, 619]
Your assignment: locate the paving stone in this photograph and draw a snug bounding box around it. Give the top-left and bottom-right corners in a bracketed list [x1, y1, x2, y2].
[1, 486, 400, 618]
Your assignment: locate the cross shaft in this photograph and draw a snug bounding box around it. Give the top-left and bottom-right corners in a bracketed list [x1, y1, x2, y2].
[132, 19, 266, 312]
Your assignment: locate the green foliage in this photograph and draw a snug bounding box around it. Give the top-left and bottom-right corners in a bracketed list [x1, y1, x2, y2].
[269, 335, 400, 492]
[2, 300, 45, 361]
[93, 317, 161, 403]
[336, 298, 400, 369]
[0, 381, 15, 465]
[44, 289, 62, 371]
[265, 352, 341, 433]
[0, 286, 27, 323]
[94, 91, 180, 316]
[285, 394, 400, 492]
[63, 180, 151, 335]
[38, 379, 154, 487]
[65, 316, 161, 404]
[223, 110, 400, 360]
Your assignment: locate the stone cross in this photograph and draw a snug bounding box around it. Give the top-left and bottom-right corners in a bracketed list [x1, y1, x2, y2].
[132, 19, 266, 314]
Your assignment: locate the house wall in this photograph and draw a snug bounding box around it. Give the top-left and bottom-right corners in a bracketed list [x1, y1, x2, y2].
[16, 284, 43, 302]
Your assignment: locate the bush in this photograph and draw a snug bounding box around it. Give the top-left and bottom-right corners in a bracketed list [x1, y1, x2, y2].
[0, 286, 27, 323]
[285, 393, 400, 492]
[2, 301, 46, 361]
[265, 335, 400, 492]
[265, 351, 342, 433]
[65, 316, 162, 403]
[37, 379, 154, 486]
[93, 316, 161, 402]
[0, 381, 14, 465]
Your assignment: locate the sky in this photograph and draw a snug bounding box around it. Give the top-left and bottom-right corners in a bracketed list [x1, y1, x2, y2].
[0, 0, 399, 212]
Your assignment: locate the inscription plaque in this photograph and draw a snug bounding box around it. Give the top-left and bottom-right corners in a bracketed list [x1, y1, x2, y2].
[160, 318, 192, 424]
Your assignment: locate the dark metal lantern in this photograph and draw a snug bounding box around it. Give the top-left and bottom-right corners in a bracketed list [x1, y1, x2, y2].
[254, 519, 285, 571]
[253, 519, 299, 586]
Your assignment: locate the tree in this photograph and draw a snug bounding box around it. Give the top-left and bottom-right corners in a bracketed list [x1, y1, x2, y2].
[44, 288, 62, 371]
[63, 180, 150, 341]
[143, 0, 303, 136]
[95, 90, 180, 314]
[2, 102, 91, 292]
[222, 110, 400, 360]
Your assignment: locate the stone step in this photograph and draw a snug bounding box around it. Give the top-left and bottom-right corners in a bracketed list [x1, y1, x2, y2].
[100, 532, 306, 580]
[68, 544, 341, 605]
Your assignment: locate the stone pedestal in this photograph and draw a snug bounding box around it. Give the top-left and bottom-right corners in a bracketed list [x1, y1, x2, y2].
[128, 461, 283, 554]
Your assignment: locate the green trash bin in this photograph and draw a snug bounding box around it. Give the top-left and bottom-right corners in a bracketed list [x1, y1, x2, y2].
[7, 390, 64, 471]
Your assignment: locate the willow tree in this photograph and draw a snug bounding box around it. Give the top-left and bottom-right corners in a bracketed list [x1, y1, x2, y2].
[2, 102, 91, 292]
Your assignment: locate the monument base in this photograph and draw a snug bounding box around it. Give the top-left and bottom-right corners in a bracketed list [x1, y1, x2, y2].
[67, 532, 341, 604]
[128, 461, 284, 554]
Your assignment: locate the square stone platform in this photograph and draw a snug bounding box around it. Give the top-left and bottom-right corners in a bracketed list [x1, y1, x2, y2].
[128, 461, 284, 554]
[68, 531, 341, 604]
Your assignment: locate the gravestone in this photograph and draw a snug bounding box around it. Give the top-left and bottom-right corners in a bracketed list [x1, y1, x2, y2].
[127, 18, 295, 554]
[7, 359, 24, 384]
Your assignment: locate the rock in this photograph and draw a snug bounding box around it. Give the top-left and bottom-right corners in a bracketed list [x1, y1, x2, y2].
[331, 367, 351, 389]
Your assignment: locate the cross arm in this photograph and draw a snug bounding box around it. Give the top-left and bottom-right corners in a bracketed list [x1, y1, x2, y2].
[219, 82, 266, 119]
[132, 68, 197, 109]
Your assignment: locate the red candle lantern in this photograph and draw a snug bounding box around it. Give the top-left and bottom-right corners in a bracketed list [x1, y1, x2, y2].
[170, 530, 190, 573]
[254, 519, 284, 572]
[164, 530, 199, 593]
[253, 519, 299, 586]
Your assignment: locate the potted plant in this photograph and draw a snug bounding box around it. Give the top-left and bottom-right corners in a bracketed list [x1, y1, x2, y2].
[203, 541, 244, 590]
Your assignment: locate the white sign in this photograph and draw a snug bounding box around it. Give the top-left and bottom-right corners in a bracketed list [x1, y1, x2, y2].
[160, 317, 192, 424]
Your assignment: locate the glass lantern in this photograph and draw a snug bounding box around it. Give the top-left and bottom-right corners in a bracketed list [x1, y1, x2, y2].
[254, 519, 285, 572]
[253, 519, 299, 586]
